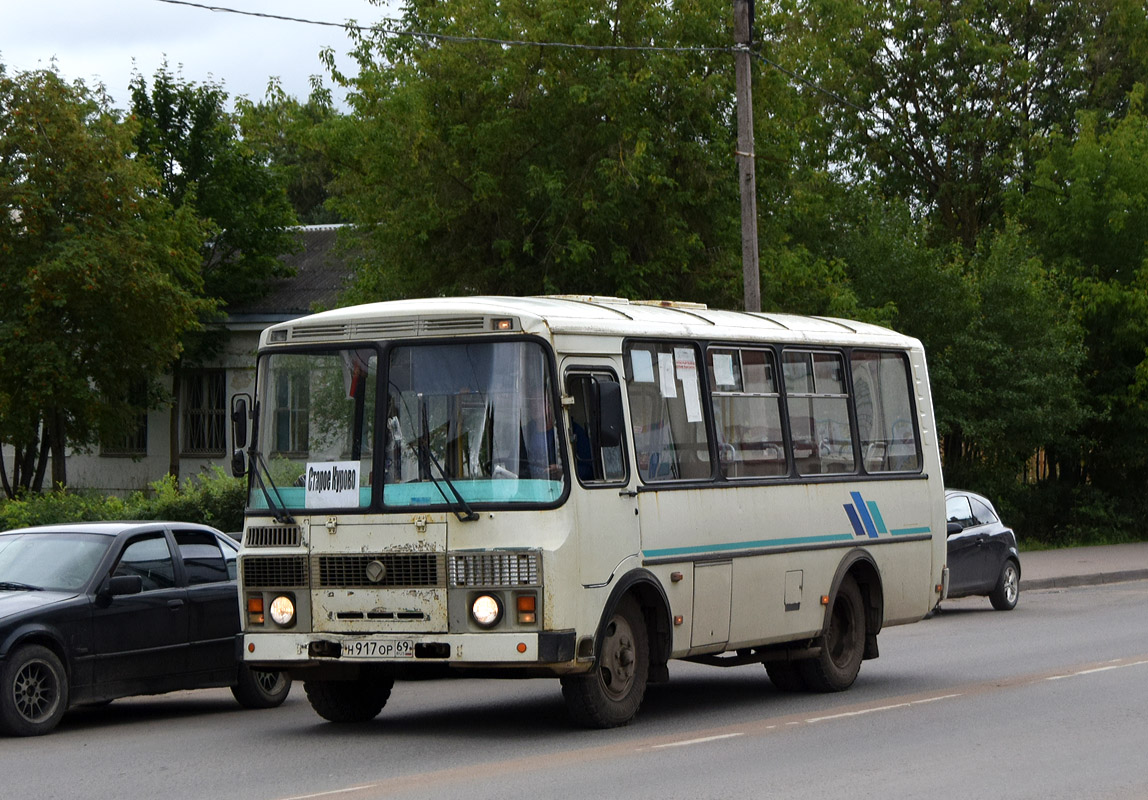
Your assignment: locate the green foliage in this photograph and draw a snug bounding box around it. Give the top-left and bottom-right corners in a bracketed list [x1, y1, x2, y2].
[793, 0, 1148, 248]
[331, 0, 742, 307]
[130, 64, 300, 309]
[1020, 85, 1148, 509]
[236, 79, 345, 225]
[0, 468, 246, 533]
[0, 64, 210, 493]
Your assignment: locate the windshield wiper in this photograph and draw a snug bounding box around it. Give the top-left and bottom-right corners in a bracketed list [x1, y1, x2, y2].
[246, 401, 296, 525]
[0, 581, 43, 591]
[251, 450, 297, 525]
[415, 394, 478, 522]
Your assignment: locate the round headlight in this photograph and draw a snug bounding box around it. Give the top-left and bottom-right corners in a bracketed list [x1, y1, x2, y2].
[269, 595, 296, 627]
[471, 594, 503, 628]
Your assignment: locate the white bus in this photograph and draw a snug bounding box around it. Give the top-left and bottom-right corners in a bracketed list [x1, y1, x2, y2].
[234, 296, 947, 728]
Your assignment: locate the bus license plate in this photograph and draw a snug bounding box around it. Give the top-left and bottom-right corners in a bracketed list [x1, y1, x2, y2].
[342, 639, 413, 659]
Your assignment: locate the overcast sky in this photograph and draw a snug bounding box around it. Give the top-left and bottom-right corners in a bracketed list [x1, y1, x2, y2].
[2, 0, 399, 111]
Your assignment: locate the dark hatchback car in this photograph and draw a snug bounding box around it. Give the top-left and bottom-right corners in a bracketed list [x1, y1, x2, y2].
[0, 522, 290, 736]
[944, 489, 1021, 611]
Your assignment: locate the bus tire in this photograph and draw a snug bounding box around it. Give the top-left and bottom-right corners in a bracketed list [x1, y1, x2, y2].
[765, 661, 808, 692]
[561, 597, 649, 728]
[0, 644, 69, 737]
[304, 675, 393, 723]
[800, 574, 865, 692]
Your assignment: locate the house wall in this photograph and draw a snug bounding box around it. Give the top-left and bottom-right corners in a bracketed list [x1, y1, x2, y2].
[3, 328, 263, 497]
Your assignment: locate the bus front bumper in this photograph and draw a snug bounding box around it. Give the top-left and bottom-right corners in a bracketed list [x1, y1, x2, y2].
[241, 630, 576, 667]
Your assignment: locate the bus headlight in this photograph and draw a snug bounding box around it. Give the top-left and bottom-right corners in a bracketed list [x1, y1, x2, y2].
[269, 595, 296, 627]
[471, 594, 503, 628]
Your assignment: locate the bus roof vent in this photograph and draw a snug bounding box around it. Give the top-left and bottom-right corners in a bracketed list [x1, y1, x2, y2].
[356, 318, 420, 337]
[421, 316, 487, 334]
[290, 323, 349, 341]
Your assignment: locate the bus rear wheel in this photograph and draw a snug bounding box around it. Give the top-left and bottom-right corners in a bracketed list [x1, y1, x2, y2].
[800, 575, 866, 692]
[561, 597, 649, 728]
[304, 674, 393, 723]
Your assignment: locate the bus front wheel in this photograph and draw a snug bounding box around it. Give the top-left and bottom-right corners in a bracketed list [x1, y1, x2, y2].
[561, 597, 649, 728]
[800, 574, 866, 692]
[304, 674, 394, 723]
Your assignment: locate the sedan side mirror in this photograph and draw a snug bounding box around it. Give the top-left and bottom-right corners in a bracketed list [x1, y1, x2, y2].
[103, 574, 143, 598]
[947, 521, 964, 536]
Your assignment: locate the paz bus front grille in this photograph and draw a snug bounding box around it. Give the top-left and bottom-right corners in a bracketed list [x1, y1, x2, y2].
[313, 553, 445, 588]
[448, 552, 541, 587]
[242, 555, 308, 588]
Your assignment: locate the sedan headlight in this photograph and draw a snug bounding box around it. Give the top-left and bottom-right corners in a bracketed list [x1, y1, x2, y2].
[470, 594, 503, 628]
[269, 594, 296, 627]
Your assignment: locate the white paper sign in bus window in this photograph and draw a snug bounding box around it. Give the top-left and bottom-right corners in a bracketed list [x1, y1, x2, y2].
[305, 461, 361, 508]
[658, 352, 678, 399]
[674, 347, 703, 423]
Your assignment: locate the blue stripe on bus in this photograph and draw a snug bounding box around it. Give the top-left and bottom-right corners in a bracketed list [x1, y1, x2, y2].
[850, 492, 879, 538]
[867, 501, 889, 534]
[844, 503, 867, 538]
[890, 526, 932, 536]
[643, 533, 855, 558]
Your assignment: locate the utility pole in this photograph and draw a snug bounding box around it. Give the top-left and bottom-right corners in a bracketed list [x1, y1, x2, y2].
[734, 0, 761, 312]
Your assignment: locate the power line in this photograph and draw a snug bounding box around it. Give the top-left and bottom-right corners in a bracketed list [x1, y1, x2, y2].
[153, 0, 735, 55]
[153, 0, 885, 123]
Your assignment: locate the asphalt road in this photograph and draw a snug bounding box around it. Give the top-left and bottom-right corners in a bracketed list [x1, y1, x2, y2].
[6, 581, 1147, 800]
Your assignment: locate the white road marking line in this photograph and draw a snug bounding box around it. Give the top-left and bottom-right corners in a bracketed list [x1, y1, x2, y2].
[650, 733, 746, 749]
[1046, 658, 1148, 681]
[805, 693, 963, 724]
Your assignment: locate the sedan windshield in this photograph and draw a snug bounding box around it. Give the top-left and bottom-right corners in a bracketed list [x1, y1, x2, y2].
[0, 533, 111, 592]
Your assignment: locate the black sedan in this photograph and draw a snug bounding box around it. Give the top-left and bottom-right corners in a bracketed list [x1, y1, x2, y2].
[0, 521, 290, 736]
[944, 489, 1021, 611]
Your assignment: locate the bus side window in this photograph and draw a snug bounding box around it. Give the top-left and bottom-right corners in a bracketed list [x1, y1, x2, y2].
[566, 373, 627, 485]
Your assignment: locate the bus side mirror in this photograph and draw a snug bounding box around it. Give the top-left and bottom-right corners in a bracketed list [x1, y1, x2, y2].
[231, 394, 250, 477]
[595, 381, 624, 448]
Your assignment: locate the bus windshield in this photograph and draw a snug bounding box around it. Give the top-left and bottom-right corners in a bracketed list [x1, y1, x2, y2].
[384, 341, 564, 508]
[249, 340, 564, 512]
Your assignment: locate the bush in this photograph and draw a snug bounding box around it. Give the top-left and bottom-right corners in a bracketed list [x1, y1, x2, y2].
[0, 468, 246, 532]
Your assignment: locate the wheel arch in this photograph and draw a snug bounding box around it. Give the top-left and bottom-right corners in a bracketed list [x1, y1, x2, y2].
[1, 625, 70, 675]
[825, 550, 884, 655]
[597, 569, 672, 679]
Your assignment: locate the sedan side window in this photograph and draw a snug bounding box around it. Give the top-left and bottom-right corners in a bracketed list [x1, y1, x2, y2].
[970, 497, 999, 525]
[113, 535, 176, 591]
[945, 496, 976, 529]
[175, 530, 230, 585]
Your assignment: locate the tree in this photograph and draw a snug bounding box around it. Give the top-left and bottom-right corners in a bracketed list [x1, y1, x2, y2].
[0, 65, 209, 495]
[129, 65, 299, 479]
[130, 65, 300, 308]
[1020, 85, 1148, 532]
[784, 0, 1148, 249]
[329, 0, 743, 306]
[236, 79, 345, 225]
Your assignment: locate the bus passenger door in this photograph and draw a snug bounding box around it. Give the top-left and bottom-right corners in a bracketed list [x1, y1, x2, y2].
[563, 365, 640, 587]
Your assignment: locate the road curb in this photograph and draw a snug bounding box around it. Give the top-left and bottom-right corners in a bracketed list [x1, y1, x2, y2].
[1022, 570, 1148, 592]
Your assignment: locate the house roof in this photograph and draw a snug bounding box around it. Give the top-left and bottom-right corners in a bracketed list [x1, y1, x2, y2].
[225, 224, 353, 327]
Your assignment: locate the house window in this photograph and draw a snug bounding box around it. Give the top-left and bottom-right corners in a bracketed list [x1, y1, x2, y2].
[273, 371, 310, 456]
[182, 370, 227, 456]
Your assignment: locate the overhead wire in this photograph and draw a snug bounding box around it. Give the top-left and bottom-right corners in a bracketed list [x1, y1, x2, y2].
[152, 0, 889, 131]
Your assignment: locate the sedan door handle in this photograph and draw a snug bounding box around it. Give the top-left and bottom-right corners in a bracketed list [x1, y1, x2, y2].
[167, 599, 185, 610]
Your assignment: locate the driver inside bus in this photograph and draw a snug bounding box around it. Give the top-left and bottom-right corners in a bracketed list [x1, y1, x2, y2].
[521, 393, 563, 481]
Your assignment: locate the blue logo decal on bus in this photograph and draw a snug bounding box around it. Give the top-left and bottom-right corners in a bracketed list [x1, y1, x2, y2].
[844, 492, 889, 538]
